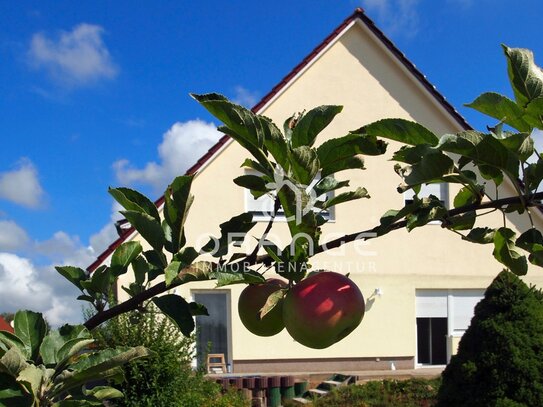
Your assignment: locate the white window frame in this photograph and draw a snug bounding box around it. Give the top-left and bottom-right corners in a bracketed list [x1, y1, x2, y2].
[244, 170, 335, 222]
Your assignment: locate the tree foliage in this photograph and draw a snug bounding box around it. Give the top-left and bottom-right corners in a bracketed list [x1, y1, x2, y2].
[437, 270, 543, 406]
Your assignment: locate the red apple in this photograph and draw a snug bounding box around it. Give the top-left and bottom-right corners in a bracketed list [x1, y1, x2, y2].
[238, 278, 287, 337]
[283, 271, 365, 349]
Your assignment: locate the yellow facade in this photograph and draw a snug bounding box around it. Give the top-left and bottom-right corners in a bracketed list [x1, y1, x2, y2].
[116, 19, 543, 372]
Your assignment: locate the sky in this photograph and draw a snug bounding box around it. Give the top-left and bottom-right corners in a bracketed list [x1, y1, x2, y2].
[1, 0, 543, 325]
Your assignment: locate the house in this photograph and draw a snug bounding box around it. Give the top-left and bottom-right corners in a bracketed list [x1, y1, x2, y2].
[89, 9, 543, 373]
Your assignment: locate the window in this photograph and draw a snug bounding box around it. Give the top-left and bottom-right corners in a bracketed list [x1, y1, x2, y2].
[404, 183, 448, 206]
[415, 289, 484, 365]
[244, 171, 332, 221]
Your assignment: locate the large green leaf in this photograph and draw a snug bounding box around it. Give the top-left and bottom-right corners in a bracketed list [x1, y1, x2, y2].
[14, 311, 46, 362]
[317, 133, 385, 178]
[313, 176, 349, 197]
[516, 228, 543, 267]
[56, 347, 150, 395]
[397, 153, 455, 188]
[121, 210, 165, 251]
[163, 175, 194, 254]
[503, 45, 543, 107]
[83, 385, 123, 400]
[40, 325, 91, 366]
[320, 155, 365, 178]
[360, 118, 439, 146]
[321, 187, 369, 210]
[233, 174, 269, 192]
[152, 295, 195, 337]
[110, 242, 142, 276]
[177, 261, 215, 284]
[291, 105, 343, 148]
[525, 157, 543, 191]
[0, 347, 28, 377]
[499, 132, 533, 162]
[55, 266, 87, 292]
[108, 187, 160, 222]
[437, 131, 519, 180]
[0, 332, 26, 358]
[16, 365, 44, 401]
[465, 92, 532, 132]
[289, 146, 320, 185]
[260, 116, 289, 170]
[493, 227, 528, 275]
[80, 266, 113, 297]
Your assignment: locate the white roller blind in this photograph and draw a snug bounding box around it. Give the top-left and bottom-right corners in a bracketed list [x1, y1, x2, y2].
[416, 290, 447, 318]
[452, 291, 484, 333]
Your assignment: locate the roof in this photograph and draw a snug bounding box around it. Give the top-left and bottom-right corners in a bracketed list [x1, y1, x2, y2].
[0, 316, 14, 333]
[87, 8, 471, 272]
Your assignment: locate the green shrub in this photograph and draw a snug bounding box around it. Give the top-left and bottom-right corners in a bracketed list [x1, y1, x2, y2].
[92, 307, 249, 407]
[309, 377, 440, 407]
[437, 270, 543, 406]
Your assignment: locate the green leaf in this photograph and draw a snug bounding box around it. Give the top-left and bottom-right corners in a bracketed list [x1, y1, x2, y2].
[321, 187, 369, 210]
[259, 289, 286, 319]
[240, 158, 272, 177]
[40, 325, 92, 366]
[57, 347, 150, 395]
[55, 266, 87, 292]
[55, 338, 95, 370]
[110, 242, 142, 276]
[320, 155, 365, 178]
[122, 210, 165, 251]
[525, 157, 543, 191]
[143, 250, 167, 269]
[201, 212, 255, 257]
[188, 302, 209, 316]
[289, 146, 320, 185]
[437, 131, 519, 180]
[0, 347, 28, 377]
[317, 133, 386, 170]
[291, 105, 343, 148]
[14, 311, 46, 362]
[397, 153, 455, 188]
[446, 211, 476, 231]
[163, 175, 194, 254]
[177, 261, 215, 284]
[503, 45, 543, 107]
[164, 261, 182, 287]
[108, 187, 160, 222]
[360, 118, 439, 146]
[465, 92, 532, 132]
[516, 228, 543, 267]
[233, 174, 269, 192]
[313, 176, 350, 197]
[524, 96, 543, 128]
[81, 266, 113, 296]
[16, 365, 44, 399]
[213, 266, 265, 287]
[499, 132, 533, 162]
[405, 197, 447, 231]
[152, 295, 195, 337]
[0, 332, 26, 358]
[493, 227, 528, 275]
[131, 256, 149, 286]
[463, 228, 496, 245]
[83, 385, 124, 400]
[260, 116, 289, 170]
[453, 186, 483, 208]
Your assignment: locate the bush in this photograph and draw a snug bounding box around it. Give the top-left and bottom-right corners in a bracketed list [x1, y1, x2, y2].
[92, 307, 249, 407]
[309, 378, 440, 407]
[437, 270, 543, 406]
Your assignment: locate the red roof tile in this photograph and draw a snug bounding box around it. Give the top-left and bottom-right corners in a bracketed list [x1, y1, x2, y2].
[87, 8, 470, 272]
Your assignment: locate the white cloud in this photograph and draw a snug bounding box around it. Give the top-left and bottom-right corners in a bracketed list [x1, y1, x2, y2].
[361, 0, 421, 38]
[232, 86, 259, 108]
[0, 158, 45, 208]
[0, 253, 82, 325]
[28, 23, 117, 87]
[113, 119, 220, 192]
[35, 231, 95, 268]
[0, 220, 29, 251]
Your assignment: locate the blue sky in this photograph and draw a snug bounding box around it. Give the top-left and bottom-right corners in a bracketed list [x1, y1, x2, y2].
[1, 0, 543, 324]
